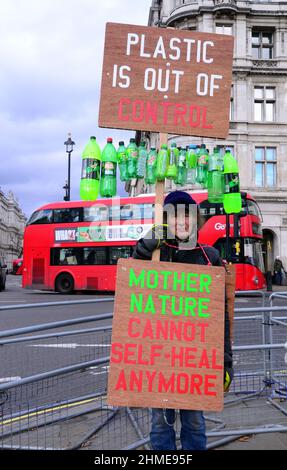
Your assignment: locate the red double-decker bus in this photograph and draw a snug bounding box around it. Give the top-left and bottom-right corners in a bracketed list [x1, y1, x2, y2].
[22, 192, 265, 293]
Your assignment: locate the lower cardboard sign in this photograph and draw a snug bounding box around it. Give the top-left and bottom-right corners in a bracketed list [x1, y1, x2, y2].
[107, 258, 225, 411]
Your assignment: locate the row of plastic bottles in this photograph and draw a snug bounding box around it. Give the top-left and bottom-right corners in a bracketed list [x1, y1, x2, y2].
[80, 137, 241, 214]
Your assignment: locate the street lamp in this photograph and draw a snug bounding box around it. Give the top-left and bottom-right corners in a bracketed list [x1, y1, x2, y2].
[63, 132, 75, 201]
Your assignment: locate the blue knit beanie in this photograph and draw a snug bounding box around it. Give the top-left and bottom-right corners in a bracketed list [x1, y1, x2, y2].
[164, 191, 197, 207]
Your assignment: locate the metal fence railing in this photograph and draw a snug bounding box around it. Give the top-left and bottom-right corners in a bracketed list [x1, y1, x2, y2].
[0, 293, 287, 450]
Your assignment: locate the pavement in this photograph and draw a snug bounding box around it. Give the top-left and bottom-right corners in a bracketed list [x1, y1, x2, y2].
[1, 277, 287, 451]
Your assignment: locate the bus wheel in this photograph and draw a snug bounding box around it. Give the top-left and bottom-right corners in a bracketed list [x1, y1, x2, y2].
[55, 273, 74, 294]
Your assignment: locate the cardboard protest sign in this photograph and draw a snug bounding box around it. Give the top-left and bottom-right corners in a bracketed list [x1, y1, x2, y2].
[99, 22, 233, 138]
[108, 258, 225, 411]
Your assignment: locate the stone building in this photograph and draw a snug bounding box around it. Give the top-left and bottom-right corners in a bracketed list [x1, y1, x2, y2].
[0, 190, 26, 271]
[128, 0, 287, 272]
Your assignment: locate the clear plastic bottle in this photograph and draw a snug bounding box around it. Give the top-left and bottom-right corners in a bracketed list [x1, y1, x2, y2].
[223, 149, 242, 214]
[145, 147, 157, 184]
[166, 142, 178, 180]
[80, 136, 101, 201]
[186, 144, 197, 185]
[175, 147, 187, 186]
[156, 144, 168, 181]
[117, 141, 128, 182]
[126, 138, 138, 179]
[136, 141, 148, 179]
[207, 146, 224, 203]
[100, 137, 117, 197]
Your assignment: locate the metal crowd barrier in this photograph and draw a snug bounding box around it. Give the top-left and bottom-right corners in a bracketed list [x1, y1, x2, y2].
[0, 293, 287, 450]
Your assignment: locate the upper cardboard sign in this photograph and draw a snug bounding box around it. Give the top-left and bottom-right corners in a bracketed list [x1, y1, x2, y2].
[107, 258, 226, 412]
[99, 22, 234, 138]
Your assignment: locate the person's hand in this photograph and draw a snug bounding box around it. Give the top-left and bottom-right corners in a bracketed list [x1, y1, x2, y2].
[141, 224, 169, 253]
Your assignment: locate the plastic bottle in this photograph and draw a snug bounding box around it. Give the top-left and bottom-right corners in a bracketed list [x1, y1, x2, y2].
[207, 146, 224, 203]
[186, 144, 197, 185]
[80, 136, 101, 201]
[156, 144, 168, 181]
[166, 142, 178, 180]
[145, 147, 157, 184]
[117, 141, 128, 182]
[223, 149, 242, 214]
[126, 138, 138, 179]
[196, 144, 209, 188]
[175, 147, 187, 186]
[136, 141, 148, 179]
[100, 137, 117, 197]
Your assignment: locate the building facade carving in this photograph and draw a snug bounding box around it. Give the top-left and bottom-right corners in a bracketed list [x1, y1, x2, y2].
[0, 190, 26, 270]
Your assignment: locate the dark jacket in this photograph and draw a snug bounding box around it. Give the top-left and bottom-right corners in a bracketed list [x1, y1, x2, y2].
[133, 237, 233, 381]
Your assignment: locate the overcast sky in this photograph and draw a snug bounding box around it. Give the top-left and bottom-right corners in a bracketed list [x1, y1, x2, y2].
[0, 0, 151, 218]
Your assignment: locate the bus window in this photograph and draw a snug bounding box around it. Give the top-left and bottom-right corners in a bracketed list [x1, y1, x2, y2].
[53, 209, 81, 223]
[56, 248, 82, 265]
[247, 200, 261, 219]
[109, 246, 133, 265]
[244, 238, 265, 271]
[27, 209, 53, 225]
[83, 247, 107, 265]
[83, 206, 109, 222]
[142, 203, 154, 220]
[109, 205, 121, 220]
[51, 247, 107, 265]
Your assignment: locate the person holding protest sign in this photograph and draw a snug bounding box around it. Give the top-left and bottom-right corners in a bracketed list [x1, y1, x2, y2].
[133, 190, 233, 451]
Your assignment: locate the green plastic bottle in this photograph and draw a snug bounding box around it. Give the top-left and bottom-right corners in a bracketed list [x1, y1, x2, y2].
[207, 146, 224, 203]
[223, 149, 242, 214]
[100, 137, 117, 197]
[80, 136, 101, 201]
[186, 144, 197, 185]
[166, 142, 178, 180]
[136, 141, 148, 179]
[196, 144, 209, 188]
[145, 148, 157, 184]
[117, 141, 128, 182]
[126, 138, 138, 179]
[156, 144, 168, 181]
[175, 148, 187, 186]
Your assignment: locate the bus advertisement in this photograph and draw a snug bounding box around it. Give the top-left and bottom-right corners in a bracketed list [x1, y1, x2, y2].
[22, 192, 266, 294]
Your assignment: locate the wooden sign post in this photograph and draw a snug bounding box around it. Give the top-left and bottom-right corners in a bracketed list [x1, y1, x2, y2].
[108, 259, 226, 411]
[98, 22, 235, 411]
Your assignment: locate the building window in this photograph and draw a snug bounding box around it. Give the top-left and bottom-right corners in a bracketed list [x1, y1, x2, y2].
[252, 30, 274, 59]
[254, 86, 275, 122]
[255, 147, 277, 187]
[216, 24, 233, 36]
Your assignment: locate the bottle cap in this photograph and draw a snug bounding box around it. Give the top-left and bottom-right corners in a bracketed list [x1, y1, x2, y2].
[119, 141, 124, 146]
[130, 138, 136, 143]
[90, 136, 96, 140]
[161, 144, 168, 149]
[201, 144, 206, 148]
[107, 137, 113, 143]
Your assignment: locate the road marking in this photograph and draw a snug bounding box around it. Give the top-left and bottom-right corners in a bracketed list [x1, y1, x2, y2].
[0, 396, 106, 427]
[28, 343, 110, 349]
[0, 376, 21, 383]
[88, 365, 110, 376]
